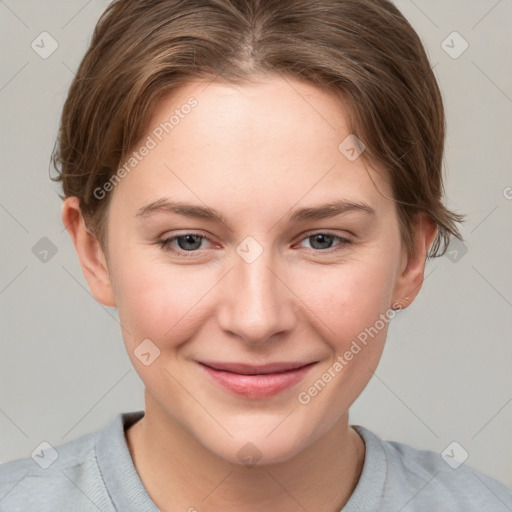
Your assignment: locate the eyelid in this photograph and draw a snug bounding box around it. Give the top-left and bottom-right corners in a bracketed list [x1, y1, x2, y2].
[296, 228, 353, 242]
[160, 228, 352, 243]
[158, 229, 352, 257]
[159, 230, 214, 247]
[293, 230, 352, 251]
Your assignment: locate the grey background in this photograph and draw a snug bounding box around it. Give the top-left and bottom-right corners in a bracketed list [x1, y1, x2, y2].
[1, 0, 511, 488]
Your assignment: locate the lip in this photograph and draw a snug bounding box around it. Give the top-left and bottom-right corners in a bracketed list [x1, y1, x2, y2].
[197, 360, 318, 398]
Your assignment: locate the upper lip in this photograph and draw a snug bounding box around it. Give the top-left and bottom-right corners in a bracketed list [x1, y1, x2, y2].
[198, 361, 317, 375]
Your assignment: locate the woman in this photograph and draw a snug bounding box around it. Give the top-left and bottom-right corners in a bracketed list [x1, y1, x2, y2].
[1, 0, 511, 510]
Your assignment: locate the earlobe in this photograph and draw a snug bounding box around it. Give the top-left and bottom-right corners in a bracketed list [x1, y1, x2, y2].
[392, 214, 437, 310]
[61, 197, 117, 307]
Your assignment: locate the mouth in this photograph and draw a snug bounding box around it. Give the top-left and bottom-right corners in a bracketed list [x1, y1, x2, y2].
[196, 360, 318, 398]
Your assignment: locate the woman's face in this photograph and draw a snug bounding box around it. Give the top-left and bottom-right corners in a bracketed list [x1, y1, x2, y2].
[89, 75, 421, 464]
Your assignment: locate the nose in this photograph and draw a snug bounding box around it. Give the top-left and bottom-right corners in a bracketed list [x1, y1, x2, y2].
[216, 242, 296, 346]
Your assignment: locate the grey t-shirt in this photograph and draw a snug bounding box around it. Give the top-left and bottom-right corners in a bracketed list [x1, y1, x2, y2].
[1, 410, 511, 511]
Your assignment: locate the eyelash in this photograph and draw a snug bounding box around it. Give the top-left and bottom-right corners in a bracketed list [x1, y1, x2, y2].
[157, 231, 352, 258]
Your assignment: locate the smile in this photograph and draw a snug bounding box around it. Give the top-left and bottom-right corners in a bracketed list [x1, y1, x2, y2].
[197, 361, 318, 398]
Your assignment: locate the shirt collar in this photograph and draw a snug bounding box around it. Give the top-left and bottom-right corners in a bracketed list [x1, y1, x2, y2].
[95, 412, 386, 512]
[339, 424, 388, 512]
[95, 410, 159, 512]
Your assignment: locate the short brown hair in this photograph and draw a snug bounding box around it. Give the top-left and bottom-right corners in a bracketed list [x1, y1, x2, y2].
[51, 0, 464, 258]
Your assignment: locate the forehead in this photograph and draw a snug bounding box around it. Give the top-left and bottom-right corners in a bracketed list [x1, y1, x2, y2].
[151, 75, 351, 153]
[110, 75, 394, 218]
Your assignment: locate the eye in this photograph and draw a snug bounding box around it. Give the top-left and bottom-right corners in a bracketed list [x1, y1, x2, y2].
[158, 232, 210, 257]
[158, 231, 352, 258]
[296, 232, 352, 252]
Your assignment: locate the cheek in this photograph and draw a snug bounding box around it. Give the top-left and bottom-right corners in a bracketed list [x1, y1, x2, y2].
[122, 274, 203, 338]
[112, 264, 214, 399]
[297, 254, 397, 394]
[291, 255, 400, 433]
[300, 252, 399, 343]
[111, 229, 208, 350]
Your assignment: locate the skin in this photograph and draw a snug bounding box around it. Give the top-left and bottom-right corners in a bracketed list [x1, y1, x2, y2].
[62, 75, 436, 512]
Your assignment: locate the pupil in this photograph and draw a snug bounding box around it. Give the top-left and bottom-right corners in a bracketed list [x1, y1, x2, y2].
[179, 234, 201, 250]
[312, 234, 332, 250]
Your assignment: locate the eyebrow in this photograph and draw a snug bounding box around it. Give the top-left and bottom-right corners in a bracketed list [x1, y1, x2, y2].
[135, 198, 375, 227]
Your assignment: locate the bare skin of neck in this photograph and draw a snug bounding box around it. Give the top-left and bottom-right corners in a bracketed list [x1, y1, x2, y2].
[125, 395, 366, 512]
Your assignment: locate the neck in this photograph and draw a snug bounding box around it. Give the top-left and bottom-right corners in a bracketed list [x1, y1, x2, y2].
[125, 392, 365, 512]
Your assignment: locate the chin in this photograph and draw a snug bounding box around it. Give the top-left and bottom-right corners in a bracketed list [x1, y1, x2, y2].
[195, 418, 319, 467]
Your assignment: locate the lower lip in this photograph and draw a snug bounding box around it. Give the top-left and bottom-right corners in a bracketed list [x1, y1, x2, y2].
[198, 362, 317, 398]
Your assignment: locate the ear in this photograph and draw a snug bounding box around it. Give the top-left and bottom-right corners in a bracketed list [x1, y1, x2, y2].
[392, 213, 437, 310]
[61, 197, 117, 307]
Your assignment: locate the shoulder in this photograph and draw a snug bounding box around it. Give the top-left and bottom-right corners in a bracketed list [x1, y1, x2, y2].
[0, 425, 114, 512]
[353, 425, 512, 511]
